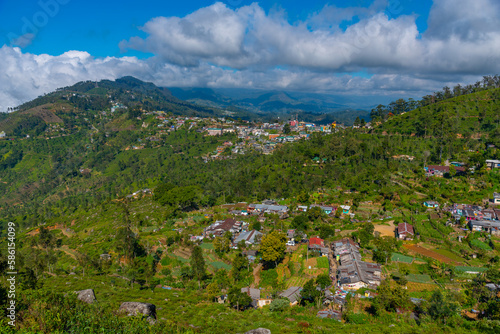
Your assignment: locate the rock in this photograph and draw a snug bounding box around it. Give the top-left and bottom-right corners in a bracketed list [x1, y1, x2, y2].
[75, 289, 96, 304]
[245, 329, 271, 334]
[118, 302, 157, 321]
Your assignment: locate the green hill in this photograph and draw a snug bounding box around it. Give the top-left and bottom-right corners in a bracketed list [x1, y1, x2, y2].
[0, 77, 251, 137]
[373, 87, 500, 142]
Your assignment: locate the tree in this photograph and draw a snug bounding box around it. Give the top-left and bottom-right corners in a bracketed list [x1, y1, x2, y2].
[260, 231, 287, 267]
[190, 246, 206, 287]
[213, 236, 230, 255]
[231, 252, 249, 281]
[319, 225, 335, 239]
[300, 279, 321, 304]
[426, 290, 459, 324]
[373, 236, 397, 265]
[283, 123, 291, 134]
[297, 192, 310, 204]
[214, 269, 230, 289]
[228, 287, 252, 311]
[354, 116, 361, 127]
[449, 165, 457, 177]
[373, 281, 411, 314]
[308, 206, 324, 221]
[206, 282, 220, 301]
[291, 214, 308, 231]
[269, 298, 290, 312]
[38, 226, 55, 253]
[486, 267, 500, 284]
[315, 273, 331, 289]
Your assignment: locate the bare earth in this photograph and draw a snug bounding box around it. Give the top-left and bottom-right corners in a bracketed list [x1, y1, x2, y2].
[374, 220, 395, 237]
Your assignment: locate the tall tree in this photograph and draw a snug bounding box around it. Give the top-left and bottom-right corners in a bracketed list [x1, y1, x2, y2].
[190, 245, 206, 287]
[260, 231, 287, 267]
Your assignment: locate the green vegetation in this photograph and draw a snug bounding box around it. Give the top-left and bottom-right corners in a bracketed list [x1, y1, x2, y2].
[1, 76, 500, 333]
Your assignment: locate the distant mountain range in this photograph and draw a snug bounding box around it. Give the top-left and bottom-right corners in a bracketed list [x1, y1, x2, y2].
[167, 86, 387, 116]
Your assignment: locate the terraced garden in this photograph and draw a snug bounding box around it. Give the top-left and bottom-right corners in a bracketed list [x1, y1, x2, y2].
[404, 244, 462, 265]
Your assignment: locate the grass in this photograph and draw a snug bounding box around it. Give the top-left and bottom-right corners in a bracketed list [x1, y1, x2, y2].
[209, 261, 231, 270]
[454, 266, 487, 273]
[407, 274, 432, 283]
[200, 243, 214, 250]
[434, 248, 465, 262]
[470, 239, 493, 251]
[316, 257, 329, 268]
[391, 253, 413, 263]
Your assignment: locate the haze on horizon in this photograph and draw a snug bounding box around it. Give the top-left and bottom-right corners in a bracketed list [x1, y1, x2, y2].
[0, 0, 499, 112]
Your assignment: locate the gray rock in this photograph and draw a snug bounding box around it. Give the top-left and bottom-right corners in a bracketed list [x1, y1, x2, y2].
[75, 289, 96, 304]
[118, 302, 157, 321]
[245, 329, 271, 334]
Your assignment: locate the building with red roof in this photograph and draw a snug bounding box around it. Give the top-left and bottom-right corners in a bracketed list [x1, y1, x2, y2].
[397, 223, 414, 240]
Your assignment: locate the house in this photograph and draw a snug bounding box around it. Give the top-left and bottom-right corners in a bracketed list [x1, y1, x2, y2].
[340, 205, 351, 214]
[334, 238, 382, 290]
[287, 229, 296, 240]
[100, 254, 111, 261]
[423, 201, 439, 208]
[241, 287, 262, 308]
[203, 218, 243, 238]
[247, 203, 289, 214]
[469, 220, 500, 235]
[233, 230, 263, 245]
[279, 286, 302, 306]
[492, 193, 500, 205]
[317, 309, 342, 321]
[486, 160, 500, 169]
[206, 128, 223, 136]
[308, 237, 325, 251]
[310, 204, 335, 215]
[464, 209, 476, 221]
[425, 165, 466, 177]
[297, 205, 308, 212]
[397, 223, 414, 240]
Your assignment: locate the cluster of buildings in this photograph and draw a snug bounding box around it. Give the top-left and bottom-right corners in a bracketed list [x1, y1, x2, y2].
[200, 218, 264, 247]
[424, 165, 466, 177]
[440, 201, 500, 235]
[333, 238, 382, 290]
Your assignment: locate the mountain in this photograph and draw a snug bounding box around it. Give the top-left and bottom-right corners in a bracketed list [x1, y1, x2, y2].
[373, 87, 500, 141]
[0, 77, 254, 137]
[168, 87, 377, 124]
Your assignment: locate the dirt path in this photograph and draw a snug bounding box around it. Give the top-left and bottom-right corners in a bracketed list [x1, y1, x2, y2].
[251, 263, 262, 288]
[59, 245, 79, 260]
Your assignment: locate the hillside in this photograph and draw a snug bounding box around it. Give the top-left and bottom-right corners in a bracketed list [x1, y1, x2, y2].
[0, 77, 249, 137]
[0, 79, 500, 334]
[373, 88, 500, 142]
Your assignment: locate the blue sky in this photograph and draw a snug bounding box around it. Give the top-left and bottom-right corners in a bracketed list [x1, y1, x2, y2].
[0, 0, 499, 111]
[1, 0, 433, 57]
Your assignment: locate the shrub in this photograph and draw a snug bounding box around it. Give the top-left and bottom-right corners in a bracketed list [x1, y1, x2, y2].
[269, 298, 290, 312]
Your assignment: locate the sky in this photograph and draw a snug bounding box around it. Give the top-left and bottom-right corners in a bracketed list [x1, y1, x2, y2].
[0, 0, 499, 111]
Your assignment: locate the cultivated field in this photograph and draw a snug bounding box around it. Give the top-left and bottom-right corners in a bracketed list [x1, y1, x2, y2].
[403, 244, 462, 265]
[391, 253, 414, 263]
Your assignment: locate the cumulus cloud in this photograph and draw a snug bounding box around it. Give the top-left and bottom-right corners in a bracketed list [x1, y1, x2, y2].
[121, 1, 500, 75]
[2, 0, 500, 111]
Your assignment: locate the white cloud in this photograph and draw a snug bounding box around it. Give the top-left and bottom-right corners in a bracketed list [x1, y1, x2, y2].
[120, 1, 500, 76]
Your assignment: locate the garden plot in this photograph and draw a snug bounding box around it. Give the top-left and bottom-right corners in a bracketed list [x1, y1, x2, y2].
[403, 244, 461, 265]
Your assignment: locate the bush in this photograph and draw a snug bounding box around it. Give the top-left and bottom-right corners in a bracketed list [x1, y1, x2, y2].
[346, 313, 369, 324]
[269, 298, 290, 312]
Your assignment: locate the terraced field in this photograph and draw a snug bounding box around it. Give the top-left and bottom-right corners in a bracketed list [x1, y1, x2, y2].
[403, 244, 462, 265]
